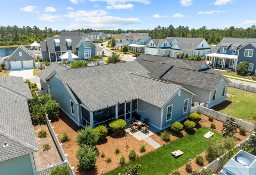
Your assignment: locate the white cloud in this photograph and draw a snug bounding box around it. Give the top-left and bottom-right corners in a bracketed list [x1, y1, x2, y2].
[197, 10, 226, 15]
[106, 3, 134, 9]
[65, 10, 108, 21]
[152, 14, 168, 19]
[66, 7, 74, 11]
[172, 13, 185, 18]
[214, 0, 232, 6]
[20, 6, 38, 13]
[70, 0, 79, 4]
[241, 20, 256, 27]
[39, 14, 61, 22]
[44, 7, 56, 12]
[89, 0, 150, 4]
[180, 0, 192, 6]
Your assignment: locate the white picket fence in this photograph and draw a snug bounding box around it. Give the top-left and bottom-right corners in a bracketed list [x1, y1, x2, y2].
[35, 115, 74, 175]
[228, 82, 256, 93]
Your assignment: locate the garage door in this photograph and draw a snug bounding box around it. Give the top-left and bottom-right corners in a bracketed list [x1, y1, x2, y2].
[10, 61, 22, 70]
[22, 60, 34, 69]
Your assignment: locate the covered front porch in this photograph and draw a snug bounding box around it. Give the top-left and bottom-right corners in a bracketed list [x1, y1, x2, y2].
[128, 44, 145, 53]
[80, 99, 139, 127]
[206, 53, 238, 70]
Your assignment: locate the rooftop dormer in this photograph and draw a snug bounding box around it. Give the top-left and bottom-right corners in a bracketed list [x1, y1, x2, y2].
[66, 39, 72, 50]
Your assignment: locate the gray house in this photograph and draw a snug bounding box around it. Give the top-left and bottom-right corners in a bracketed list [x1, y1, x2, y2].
[40, 32, 96, 62]
[0, 76, 37, 175]
[136, 54, 229, 108]
[85, 32, 108, 42]
[5, 46, 36, 70]
[206, 38, 256, 74]
[38, 61, 195, 130]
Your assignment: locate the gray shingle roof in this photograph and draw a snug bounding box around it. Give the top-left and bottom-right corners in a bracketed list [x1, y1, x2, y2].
[47, 61, 182, 111]
[7, 46, 36, 61]
[151, 39, 168, 48]
[173, 38, 206, 50]
[136, 54, 226, 90]
[0, 85, 37, 162]
[0, 76, 32, 99]
[40, 41, 47, 52]
[37, 63, 68, 82]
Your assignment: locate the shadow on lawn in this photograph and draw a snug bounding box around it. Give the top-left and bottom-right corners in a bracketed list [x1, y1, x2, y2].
[212, 100, 232, 111]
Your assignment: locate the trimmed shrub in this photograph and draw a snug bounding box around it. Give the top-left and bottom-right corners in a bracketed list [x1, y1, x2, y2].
[77, 127, 99, 146]
[60, 132, 70, 143]
[107, 53, 121, 64]
[206, 143, 224, 162]
[122, 45, 128, 53]
[43, 144, 51, 151]
[188, 112, 201, 123]
[171, 122, 184, 133]
[172, 171, 181, 175]
[184, 120, 196, 130]
[109, 119, 126, 136]
[211, 123, 216, 129]
[119, 155, 125, 166]
[115, 148, 120, 154]
[139, 145, 146, 153]
[196, 156, 204, 166]
[94, 125, 108, 141]
[106, 157, 112, 163]
[76, 145, 97, 171]
[129, 150, 137, 161]
[208, 116, 214, 122]
[185, 164, 192, 173]
[236, 61, 249, 76]
[50, 165, 70, 175]
[160, 130, 171, 142]
[71, 61, 87, 69]
[38, 129, 47, 138]
[240, 127, 246, 136]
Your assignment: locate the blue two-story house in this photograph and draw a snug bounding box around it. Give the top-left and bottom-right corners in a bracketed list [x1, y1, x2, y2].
[206, 38, 256, 75]
[40, 32, 96, 62]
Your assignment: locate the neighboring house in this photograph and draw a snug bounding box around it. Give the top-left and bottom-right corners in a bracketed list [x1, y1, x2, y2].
[206, 38, 256, 74]
[40, 32, 96, 61]
[145, 37, 211, 58]
[38, 61, 195, 130]
[136, 54, 230, 108]
[85, 32, 108, 42]
[220, 150, 256, 175]
[0, 76, 37, 175]
[5, 46, 36, 70]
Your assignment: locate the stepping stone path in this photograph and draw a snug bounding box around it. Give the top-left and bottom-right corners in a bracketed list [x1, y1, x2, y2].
[143, 137, 161, 149]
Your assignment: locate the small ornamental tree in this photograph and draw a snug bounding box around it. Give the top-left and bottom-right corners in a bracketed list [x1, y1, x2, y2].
[188, 112, 201, 123]
[94, 125, 108, 141]
[50, 165, 70, 175]
[222, 118, 239, 137]
[171, 122, 184, 133]
[44, 100, 60, 121]
[109, 119, 126, 136]
[76, 145, 97, 171]
[236, 61, 249, 76]
[77, 127, 99, 146]
[122, 45, 128, 53]
[107, 53, 121, 63]
[31, 104, 46, 125]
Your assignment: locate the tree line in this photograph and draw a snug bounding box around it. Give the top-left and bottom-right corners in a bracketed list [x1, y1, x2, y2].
[1, 25, 256, 46]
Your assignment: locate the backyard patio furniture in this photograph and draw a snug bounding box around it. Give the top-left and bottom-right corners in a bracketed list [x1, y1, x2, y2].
[130, 125, 138, 133]
[141, 126, 149, 134]
[143, 118, 149, 125]
[204, 131, 214, 138]
[171, 150, 184, 157]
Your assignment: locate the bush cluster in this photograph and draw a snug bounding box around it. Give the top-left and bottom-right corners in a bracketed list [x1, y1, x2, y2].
[140, 145, 146, 153]
[50, 165, 70, 175]
[160, 130, 171, 142]
[77, 127, 99, 146]
[38, 129, 47, 138]
[60, 132, 70, 143]
[119, 155, 125, 166]
[94, 125, 108, 141]
[239, 127, 246, 136]
[236, 61, 249, 76]
[188, 112, 201, 123]
[109, 119, 126, 136]
[129, 150, 137, 161]
[196, 156, 204, 166]
[171, 122, 184, 133]
[71, 61, 87, 69]
[76, 145, 97, 171]
[184, 120, 196, 130]
[185, 164, 192, 173]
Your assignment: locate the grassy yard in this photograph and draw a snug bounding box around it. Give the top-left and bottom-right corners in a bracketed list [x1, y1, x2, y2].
[0, 71, 9, 77]
[106, 127, 223, 175]
[33, 69, 42, 76]
[213, 87, 256, 121]
[216, 70, 254, 81]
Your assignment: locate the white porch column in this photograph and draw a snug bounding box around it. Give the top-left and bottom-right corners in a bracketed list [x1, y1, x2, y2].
[90, 112, 94, 128]
[55, 52, 57, 62]
[124, 102, 126, 120]
[115, 104, 118, 119]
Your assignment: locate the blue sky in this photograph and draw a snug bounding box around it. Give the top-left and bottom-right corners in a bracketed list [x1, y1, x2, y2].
[1, 0, 256, 30]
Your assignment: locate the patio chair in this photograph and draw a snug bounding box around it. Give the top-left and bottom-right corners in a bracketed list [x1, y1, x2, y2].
[141, 126, 149, 134]
[143, 118, 149, 125]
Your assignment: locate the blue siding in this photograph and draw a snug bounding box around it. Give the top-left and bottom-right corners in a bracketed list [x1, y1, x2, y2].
[216, 46, 237, 56]
[237, 44, 256, 74]
[78, 41, 96, 60]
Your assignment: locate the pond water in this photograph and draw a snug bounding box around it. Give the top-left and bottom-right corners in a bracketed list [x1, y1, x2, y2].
[0, 47, 17, 58]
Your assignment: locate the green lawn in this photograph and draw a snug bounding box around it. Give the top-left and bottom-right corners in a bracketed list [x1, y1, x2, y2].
[216, 70, 254, 81]
[106, 128, 223, 175]
[0, 71, 9, 77]
[213, 87, 256, 121]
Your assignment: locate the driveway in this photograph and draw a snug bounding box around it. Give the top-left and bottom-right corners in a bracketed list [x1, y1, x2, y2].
[9, 69, 34, 79]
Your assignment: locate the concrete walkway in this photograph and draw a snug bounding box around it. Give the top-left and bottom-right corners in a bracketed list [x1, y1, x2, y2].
[143, 137, 161, 149]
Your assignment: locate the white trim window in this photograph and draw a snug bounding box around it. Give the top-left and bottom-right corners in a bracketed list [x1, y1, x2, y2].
[183, 99, 189, 114]
[244, 49, 253, 57]
[222, 86, 227, 97]
[248, 63, 254, 71]
[220, 46, 227, 53]
[84, 52, 91, 58]
[19, 52, 22, 56]
[166, 105, 173, 121]
[212, 89, 217, 101]
[70, 100, 74, 115]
